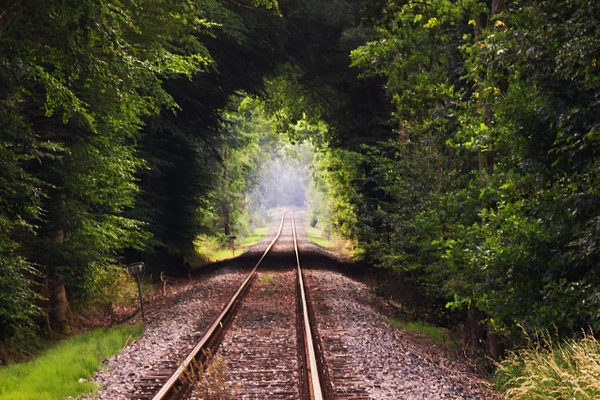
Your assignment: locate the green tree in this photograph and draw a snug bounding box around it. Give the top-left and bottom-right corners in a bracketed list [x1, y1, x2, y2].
[0, 0, 208, 336]
[344, 0, 600, 352]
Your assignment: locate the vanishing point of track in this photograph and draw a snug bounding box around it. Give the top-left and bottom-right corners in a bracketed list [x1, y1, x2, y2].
[134, 212, 328, 400]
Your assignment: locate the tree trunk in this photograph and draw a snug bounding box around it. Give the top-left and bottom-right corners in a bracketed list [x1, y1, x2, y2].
[48, 278, 69, 331]
[223, 207, 231, 236]
[474, 1, 506, 179]
[486, 328, 504, 360]
[221, 147, 232, 236]
[464, 305, 486, 348]
[491, 0, 507, 15]
[48, 206, 70, 332]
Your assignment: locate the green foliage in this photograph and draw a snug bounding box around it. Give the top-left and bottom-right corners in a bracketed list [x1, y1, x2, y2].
[0, 0, 210, 341]
[0, 219, 41, 341]
[132, 0, 289, 270]
[214, 96, 275, 236]
[311, 149, 362, 242]
[0, 324, 142, 400]
[332, 0, 600, 346]
[70, 264, 146, 316]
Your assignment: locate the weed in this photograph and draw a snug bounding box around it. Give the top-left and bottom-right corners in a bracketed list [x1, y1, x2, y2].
[259, 273, 274, 283]
[495, 333, 600, 399]
[389, 317, 457, 349]
[184, 351, 237, 400]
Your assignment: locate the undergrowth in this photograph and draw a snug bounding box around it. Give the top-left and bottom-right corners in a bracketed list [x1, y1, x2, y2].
[388, 317, 457, 349]
[0, 324, 142, 400]
[72, 263, 150, 317]
[193, 226, 268, 266]
[496, 333, 600, 399]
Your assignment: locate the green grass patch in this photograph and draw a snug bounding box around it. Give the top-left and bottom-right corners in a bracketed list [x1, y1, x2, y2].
[193, 225, 269, 265]
[208, 247, 246, 261]
[389, 317, 456, 348]
[303, 223, 361, 259]
[193, 236, 243, 264]
[495, 334, 600, 399]
[240, 226, 268, 246]
[305, 226, 335, 248]
[308, 235, 334, 248]
[0, 324, 142, 400]
[258, 272, 274, 283]
[305, 225, 323, 238]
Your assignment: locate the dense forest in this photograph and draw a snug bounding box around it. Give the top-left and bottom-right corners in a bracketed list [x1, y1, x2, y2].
[1, 0, 599, 376]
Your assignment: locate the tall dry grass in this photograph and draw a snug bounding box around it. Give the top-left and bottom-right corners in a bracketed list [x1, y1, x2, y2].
[496, 333, 600, 399]
[184, 351, 237, 400]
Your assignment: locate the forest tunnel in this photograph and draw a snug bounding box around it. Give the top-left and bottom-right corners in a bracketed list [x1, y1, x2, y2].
[2, 0, 600, 358]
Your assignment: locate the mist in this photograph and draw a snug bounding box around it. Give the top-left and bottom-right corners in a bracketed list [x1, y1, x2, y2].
[247, 143, 314, 218]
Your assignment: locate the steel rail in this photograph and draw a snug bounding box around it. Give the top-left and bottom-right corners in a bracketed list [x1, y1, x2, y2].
[291, 211, 324, 400]
[151, 212, 287, 400]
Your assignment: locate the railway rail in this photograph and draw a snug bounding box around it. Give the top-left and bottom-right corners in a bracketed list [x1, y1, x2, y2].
[132, 212, 328, 400]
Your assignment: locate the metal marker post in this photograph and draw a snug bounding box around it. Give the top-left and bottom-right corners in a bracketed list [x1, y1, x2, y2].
[228, 235, 237, 256]
[128, 262, 146, 326]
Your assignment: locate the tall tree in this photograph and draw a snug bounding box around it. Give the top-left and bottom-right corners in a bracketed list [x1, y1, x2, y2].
[0, 0, 208, 334]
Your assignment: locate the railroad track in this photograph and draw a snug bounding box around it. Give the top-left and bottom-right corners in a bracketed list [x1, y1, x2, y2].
[132, 212, 330, 400]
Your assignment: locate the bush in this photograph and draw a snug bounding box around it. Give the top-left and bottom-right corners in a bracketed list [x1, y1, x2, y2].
[70, 264, 146, 317]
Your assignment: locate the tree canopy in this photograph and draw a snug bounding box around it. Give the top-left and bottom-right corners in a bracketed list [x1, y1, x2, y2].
[1, 0, 599, 361]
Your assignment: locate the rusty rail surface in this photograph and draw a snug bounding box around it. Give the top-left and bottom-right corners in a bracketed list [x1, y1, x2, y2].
[291, 211, 325, 400]
[149, 211, 328, 400]
[151, 213, 286, 400]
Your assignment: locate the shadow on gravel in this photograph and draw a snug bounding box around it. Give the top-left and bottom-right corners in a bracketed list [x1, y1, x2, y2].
[190, 247, 368, 278]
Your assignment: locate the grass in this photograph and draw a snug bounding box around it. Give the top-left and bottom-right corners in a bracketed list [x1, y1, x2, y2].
[207, 247, 246, 261]
[193, 226, 268, 265]
[0, 324, 142, 400]
[305, 226, 335, 248]
[303, 222, 361, 258]
[495, 333, 600, 399]
[240, 227, 268, 246]
[308, 234, 335, 248]
[258, 272, 274, 283]
[389, 317, 457, 349]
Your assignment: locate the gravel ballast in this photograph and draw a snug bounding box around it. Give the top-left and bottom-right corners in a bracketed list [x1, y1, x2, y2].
[80, 212, 499, 399]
